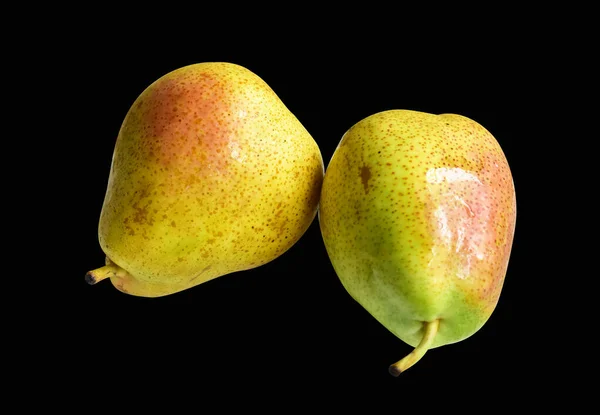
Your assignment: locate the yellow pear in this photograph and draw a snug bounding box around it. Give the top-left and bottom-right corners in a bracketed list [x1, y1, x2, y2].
[86, 62, 324, 297]
[319, 109, 516, 374]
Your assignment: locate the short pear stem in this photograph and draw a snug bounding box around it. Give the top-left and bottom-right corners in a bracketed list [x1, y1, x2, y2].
[85, 264, 125, 285]
[389, 319, 440, 376]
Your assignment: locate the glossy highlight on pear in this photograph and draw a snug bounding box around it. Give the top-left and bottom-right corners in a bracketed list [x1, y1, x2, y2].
[319, 109, 516, 374]
[87, 62, 324, 297]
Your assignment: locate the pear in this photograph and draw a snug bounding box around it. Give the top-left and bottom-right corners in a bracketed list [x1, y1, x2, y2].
[86, 62, 324, 297]
[319, 109, 516, 375]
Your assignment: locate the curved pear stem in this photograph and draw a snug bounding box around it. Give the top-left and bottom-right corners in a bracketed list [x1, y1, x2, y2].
[389, 319, 440, 376]
[85, 264, 125, 285]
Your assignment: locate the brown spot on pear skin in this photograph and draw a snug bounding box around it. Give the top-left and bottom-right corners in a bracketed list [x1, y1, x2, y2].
[360, 165, 372, 193]
[132, 202, 152, 225]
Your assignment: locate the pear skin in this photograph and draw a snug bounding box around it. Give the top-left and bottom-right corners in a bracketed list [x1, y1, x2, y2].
[87, 62, 324, 297]
[318, 110, 516, 374]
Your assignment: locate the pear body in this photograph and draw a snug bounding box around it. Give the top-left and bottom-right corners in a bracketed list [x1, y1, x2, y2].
[95, 62, 323, 297]
[319, 110, 515, 348]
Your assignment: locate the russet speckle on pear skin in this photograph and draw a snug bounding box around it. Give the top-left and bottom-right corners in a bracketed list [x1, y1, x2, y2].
[93, 62, 324, 297]
[319, 110, 516, 352]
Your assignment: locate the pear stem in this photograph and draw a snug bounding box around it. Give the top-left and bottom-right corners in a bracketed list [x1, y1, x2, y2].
[389, 319, 440, 376]
[85, 264, 123, 285]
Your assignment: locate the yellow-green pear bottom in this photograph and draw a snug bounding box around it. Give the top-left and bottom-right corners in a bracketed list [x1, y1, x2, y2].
[319, 110, 516, 374]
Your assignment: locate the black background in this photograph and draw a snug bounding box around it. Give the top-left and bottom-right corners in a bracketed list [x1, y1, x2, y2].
[62, 28, 546, 403]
